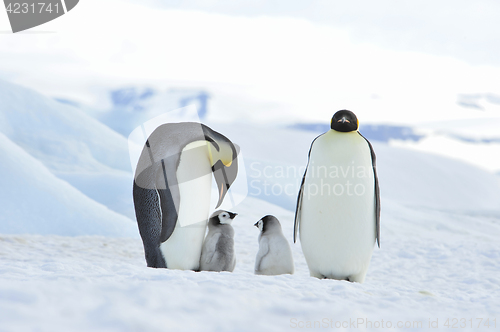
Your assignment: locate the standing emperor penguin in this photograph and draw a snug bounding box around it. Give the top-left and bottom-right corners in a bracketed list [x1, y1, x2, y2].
[133, 122, 238, 270]
[200, 210, 238, 272]
[254, 215, 294, 276]
[294, 110, 380, 283]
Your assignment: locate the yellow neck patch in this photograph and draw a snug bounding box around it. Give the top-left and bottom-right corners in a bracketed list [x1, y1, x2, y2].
[207, 141, 233, 167]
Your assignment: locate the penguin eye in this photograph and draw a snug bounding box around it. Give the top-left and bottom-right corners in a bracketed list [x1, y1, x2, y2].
[222, 213, 228, 218]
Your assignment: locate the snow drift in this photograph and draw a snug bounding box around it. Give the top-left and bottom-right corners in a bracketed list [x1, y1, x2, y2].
[0, 79, 135, 219]
[0, 131, 136, 237]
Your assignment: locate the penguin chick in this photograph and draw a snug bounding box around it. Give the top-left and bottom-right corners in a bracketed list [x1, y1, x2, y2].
[254, 215, 294, 275]
[200, 210, 238, 272]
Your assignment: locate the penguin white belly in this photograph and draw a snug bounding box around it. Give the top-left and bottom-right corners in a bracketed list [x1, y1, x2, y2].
[160, 141, 212, 270]
[300, 131, 376, 282]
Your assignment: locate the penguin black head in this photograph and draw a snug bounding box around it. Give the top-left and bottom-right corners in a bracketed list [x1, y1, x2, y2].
[210, 210, 238, 226]
[254, 215, 281, 233]
[330, 110, 359, 132]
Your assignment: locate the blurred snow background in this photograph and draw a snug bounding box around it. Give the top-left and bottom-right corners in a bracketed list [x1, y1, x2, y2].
[0, 1, 500, 331]
[2, 0, 500, 171]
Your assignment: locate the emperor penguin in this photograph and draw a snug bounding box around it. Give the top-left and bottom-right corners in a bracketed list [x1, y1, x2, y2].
[294, 110, 380, 283]
[200, 210, 238, 272]
[133, 122, 238, 270]
[254, 215, 294, 276]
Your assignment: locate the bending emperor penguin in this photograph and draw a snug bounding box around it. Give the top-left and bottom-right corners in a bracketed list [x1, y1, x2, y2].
[254, 215, 294, 276]
[200, 210, 238, 272]
[294, 110, 380, 283]
[133, 122, 238, 270]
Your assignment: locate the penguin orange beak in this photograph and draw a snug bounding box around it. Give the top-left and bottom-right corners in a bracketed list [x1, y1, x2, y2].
[213, 161, 230, 208]
[215, 181, 227, 208]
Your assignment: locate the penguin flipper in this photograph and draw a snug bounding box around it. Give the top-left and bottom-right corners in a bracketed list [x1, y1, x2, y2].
[294, 134, 323, 243]
[157, 158, 181, 243]
[358, 132, 381, 248]
[202, 233, 221, 265]
[255, 236, 270, 273]
[216, 236, 235, 272]
[293, 175, 305, 243]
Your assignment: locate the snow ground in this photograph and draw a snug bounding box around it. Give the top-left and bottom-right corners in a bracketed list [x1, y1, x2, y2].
[1, 195, 499, 332]
[1, 80, 500, 331]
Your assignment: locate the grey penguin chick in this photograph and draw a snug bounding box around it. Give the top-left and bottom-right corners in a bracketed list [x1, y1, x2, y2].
[254, 215, 294, 275]
[200, 210, 238, 272]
